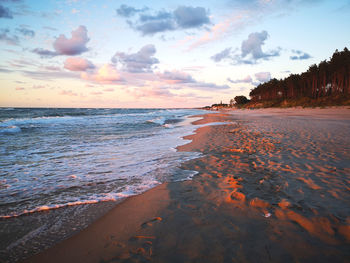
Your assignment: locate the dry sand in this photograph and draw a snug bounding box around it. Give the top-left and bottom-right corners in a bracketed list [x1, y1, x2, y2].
[23, 107, 350, 263]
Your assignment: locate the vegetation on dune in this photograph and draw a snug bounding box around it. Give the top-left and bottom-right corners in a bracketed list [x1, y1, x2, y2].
[206, 48, 350, 109]
[234, 96, 250, 105]
[249, 48, 350, 104]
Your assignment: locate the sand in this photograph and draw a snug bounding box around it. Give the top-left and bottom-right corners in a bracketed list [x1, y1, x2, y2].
[17, 107, 350, 262]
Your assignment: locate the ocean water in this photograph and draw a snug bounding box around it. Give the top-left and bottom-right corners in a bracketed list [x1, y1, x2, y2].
[0, 108, 204, 218]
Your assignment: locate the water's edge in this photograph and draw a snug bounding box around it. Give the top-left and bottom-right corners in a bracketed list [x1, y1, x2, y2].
[0, 109, 210, 263]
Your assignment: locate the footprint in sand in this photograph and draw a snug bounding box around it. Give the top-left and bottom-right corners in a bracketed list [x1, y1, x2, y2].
[141, 217, 162, 229]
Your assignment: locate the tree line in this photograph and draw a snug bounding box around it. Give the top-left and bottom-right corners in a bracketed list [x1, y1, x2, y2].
[249, 48, 350, 102]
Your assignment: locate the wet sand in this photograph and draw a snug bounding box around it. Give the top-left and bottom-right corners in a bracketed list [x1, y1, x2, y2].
[19, 108, 350, 262]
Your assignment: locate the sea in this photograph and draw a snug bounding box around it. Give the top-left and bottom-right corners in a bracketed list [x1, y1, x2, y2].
[0, 108, 204, 219]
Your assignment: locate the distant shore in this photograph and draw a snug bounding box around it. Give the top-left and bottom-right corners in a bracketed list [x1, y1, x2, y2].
[203, 98, 350, 111]
[19, 107, 350, 263]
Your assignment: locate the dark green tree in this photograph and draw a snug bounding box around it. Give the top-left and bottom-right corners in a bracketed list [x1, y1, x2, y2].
[234, 96, 249, 105]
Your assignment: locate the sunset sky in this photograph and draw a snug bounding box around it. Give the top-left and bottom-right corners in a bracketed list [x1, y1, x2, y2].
[1, 0, 349, 108]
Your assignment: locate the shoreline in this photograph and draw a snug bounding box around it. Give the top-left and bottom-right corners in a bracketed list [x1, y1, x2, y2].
[3, 108, 350, 262]
[0, 199, 119, 263]
[0, 108, 203, 263]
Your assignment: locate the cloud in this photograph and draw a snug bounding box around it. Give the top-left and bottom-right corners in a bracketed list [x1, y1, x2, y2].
[242, 31, 268, 58]
[174, 0, 325, 51]
[156, 69, 229, 90]
[255, 71, 271, 82]
[290, 49, 312, 60]
[31, 48, 58, 58]
[116, 4, 147, 17]
[173, 6, 210, 28]
[60, 90, 78, 96]
[229, 0, 324, 11]
[0, 67, 13, 73]
[111, 44, 159, 73]
[239, 31, 280, 63]
[136, 19, 175, 35]
[64, 57, 95, 72]
[15, 87, 25, 90]
[8, 58, 36, 68]
[53, 25, 89, 55]
[227, 72, 271, 86]
[0, 5, 12, 18]
[118, 5, 210, 35]
[134, 10, 175, 35]
[157, 70, 195, 84]
[81, 64, 121, 84]
[131, 86, 175, 98]
[90, 91, 103, 95]
[20, 69, 79, 80]
[227, 75, 253, 84]
[43, 26, 57, 31]
[211, 48, 232, 62]
[32, 26, 90, 58]
[188, 81, 230, 91]
[32, 85, 45, 89]
[128, 86, 212, 103]
[16, 27, 35, 37]
[103, 88, 114, 92]
[44, 65, 61, 71]
[187, 16, 240, 50]
[0, 28, 19, 45]
[139, 10, 172, 22]
[211, 31, 280, 64]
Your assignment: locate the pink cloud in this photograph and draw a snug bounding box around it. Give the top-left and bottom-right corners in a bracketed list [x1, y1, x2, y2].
[81, 64, 121, 84]
[255, 71, 271, 82]
[103, 88, 114, 92]
[15, 87, 25, 90]
[60, 90, 78, 96]
[227, 75, 253, 84]
[32, 85, 45, 89]
[111, 44, 159, 73]
[130, 87, 175, 99]
[90, 91, 103, 95]
[156, 69, 230, 91]
[64, 57, 94, 72]
[53, 25, 89, 55]
[183, 13, 248, 50]
[157, 70, 194, 84]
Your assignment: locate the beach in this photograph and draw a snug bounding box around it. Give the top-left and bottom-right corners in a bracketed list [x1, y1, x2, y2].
[1, 1, 349, 262]
[13, 107, 349, 263]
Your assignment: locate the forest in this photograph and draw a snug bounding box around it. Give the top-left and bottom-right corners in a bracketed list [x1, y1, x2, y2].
[249, 48, 350, 102]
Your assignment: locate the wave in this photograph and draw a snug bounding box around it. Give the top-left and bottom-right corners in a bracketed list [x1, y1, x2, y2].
[0, 179, 162, 219]
[0, 125, 21, 134]
[146, 117, 167, 126]
[0, 116, 75, 126]
[146, 117, 183, 127]
[0, 110, 167, 127]
[0, 108, 205, 219]
[0, 194, 127, 219]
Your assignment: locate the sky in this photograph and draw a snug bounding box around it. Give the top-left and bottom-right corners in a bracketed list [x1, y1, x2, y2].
[0, 0, 349, 108]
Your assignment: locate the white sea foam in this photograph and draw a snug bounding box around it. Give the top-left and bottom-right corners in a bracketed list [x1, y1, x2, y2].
[0, 180, 161, 219]
[2, 115, 76, 124]
[0, 108, 205, 218]
[146, 116, 167, 125]
[0, 125, 21, 134]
